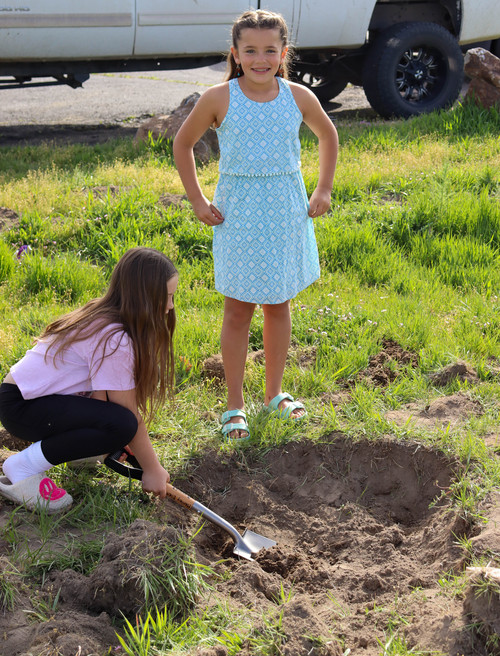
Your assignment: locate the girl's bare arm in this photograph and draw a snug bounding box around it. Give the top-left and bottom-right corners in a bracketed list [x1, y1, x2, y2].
[107, 388, 169, 497]
[173, 84, 228, 225]
[291, 82, 339, 217]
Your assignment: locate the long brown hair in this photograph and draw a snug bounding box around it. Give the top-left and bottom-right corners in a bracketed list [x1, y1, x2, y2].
[225, 10, 291, 81]
[41, 247, 178, 422]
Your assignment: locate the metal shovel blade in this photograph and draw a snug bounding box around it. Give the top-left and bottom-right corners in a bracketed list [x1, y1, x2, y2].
[105, 450, 277, 561]
[233, 529, 277, 561]
[192, 500, 276, 561]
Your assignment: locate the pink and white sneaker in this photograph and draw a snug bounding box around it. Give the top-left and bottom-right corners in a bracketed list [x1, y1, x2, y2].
[0, 473, 73, 514]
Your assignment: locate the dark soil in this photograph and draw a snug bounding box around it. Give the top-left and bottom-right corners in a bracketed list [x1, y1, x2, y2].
[0, 425, 498, 655]
[0, 123, 140, 147]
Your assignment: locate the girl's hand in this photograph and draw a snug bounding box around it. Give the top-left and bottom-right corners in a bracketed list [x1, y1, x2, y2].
[141, 465, 170, 498]
[192, 196, 224, 226]
[308, 187, 332, 218]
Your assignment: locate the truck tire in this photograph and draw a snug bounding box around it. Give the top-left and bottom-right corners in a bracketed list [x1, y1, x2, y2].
[362, 22, 464, 118]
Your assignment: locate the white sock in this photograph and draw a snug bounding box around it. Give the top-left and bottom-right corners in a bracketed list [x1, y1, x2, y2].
[2, 442, 53, 484]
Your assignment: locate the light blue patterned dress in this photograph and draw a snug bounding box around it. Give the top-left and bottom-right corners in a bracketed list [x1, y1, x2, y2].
[212, 77, 320, 304]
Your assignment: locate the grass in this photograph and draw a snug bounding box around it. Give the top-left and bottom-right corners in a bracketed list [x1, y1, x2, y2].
[0, 98, 499, 653]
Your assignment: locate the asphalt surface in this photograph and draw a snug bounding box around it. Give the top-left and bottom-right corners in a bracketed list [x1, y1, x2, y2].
[0, 64, 372, 145]
[0, 65, 227, 125]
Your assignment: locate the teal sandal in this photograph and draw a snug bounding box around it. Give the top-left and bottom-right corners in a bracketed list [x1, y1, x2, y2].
[221, 409, 250, 443]
[263, 392, 306, 421]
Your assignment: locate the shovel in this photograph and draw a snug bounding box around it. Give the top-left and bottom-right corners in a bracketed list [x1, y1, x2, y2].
[104, 450, 276, 561]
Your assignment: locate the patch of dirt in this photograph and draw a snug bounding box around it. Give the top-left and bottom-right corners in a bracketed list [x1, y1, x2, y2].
[464, 565, 500, 646]
[0, 433, 498, 655]
[248, 349, 265, 364]
[49, 520, 185, 617]
[202, 353, 225, 383]
[359, 338, 419, 387]
[0, 607, 118, 656]
[203, 346, 318, 384]
[293, 345, 318, 368]
[386, 391, 484, 430]
[90, 184, 134, 198]
[0, 123, 140, 146]
[429, 361, 479, 387]
[482, 433, 500, 452]
[0, 207, 20, 232]
[158, 192, 189, 208]
[321, 390, 352, 406]
[0, 428, 27, 452]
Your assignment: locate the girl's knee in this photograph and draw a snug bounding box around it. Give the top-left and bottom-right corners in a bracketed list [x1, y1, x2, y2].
[263, 301, 290, 318]
[224, 300, 255, 327]
[106, 409, 137, 453]
[106, 405, 138, 442]
[122, 409, 138, 441]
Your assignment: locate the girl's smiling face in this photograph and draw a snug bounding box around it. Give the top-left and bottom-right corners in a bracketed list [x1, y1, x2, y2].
[231, 27, 287, 83]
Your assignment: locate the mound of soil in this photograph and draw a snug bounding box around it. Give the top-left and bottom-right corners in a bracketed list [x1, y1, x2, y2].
[429, 361, 479, 387]
[386, 391, 484, 429]
[0, 207, 19, 232]
[359, 338, 419, 387]
[49, 520, 186, 617]
[0, 435, 498, 655]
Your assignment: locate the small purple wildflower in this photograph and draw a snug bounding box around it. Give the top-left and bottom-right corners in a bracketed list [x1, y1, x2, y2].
[16, 244, 30, 260]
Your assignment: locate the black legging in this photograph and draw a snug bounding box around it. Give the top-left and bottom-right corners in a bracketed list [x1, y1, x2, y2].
[0, 383, 137, 465]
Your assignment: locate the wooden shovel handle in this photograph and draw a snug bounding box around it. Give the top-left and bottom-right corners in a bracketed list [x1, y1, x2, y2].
[105, 451, 196, 511]
[165, 483, 195, 510]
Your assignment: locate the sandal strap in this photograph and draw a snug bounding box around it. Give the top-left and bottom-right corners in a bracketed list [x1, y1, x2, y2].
[222, 422, 250, 437]
[277, 400, 305, 419]
[264, 393, 306, 420]
[221, 409, 250, 442]
[221, 408, 247, 424]
[266, 393, 293, 413]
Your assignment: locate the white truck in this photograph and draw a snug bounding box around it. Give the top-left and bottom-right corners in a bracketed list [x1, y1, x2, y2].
[1, 0, 499, 118]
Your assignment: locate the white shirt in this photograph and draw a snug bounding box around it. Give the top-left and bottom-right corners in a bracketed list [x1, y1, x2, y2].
[10, 323, 135, 399]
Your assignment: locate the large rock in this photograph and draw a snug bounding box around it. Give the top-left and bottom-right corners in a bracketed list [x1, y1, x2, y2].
[465, 77, 500, 109]
[464, 47, 500, 88]
[464, 47, 500, 109]
[134, 92, 219, 163]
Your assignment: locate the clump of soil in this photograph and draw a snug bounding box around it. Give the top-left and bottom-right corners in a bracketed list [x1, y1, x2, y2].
[0, 207, 20, 232]
[386, 391, 483, 429]
[321, 389, 352, 406]
[359, 338, 419, 386]
[49, 519, 185, 617]
[464, 567, 500, 640]
[0, 609, 118, 656]
[158, 192, 189, 208]
[429, 360, 479, 386]
[0, 428, 27, 452]
[292, 345, 317, 368]
[90, 184, 133, 198]
[202, 353, 225, 383]
[247, 348, 265, 364]
[202, 345, 317, 383]
[0, 435, 498, 655]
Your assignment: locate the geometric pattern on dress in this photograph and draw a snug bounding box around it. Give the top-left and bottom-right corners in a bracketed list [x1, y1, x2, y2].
[213, 78, 320, 304]
[217, 78, 303, 176]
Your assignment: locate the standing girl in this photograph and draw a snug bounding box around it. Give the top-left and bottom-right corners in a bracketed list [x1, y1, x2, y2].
[174, 10, 338, 442]
[0, 247, 177, 512]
